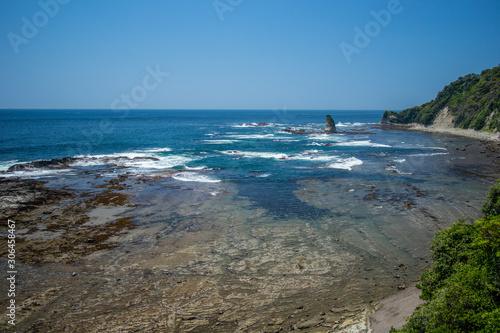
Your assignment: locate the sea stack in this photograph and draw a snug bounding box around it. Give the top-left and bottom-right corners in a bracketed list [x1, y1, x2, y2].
[325, 115, 337, 133]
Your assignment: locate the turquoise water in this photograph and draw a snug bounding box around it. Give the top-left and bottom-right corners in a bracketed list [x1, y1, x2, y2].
[2, 109, 486, 221]
[0, 109, 447, 177]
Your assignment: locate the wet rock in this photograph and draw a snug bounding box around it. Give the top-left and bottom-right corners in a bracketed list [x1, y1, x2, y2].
[282, 128, 317, 135]
[7, 157, 77, 172]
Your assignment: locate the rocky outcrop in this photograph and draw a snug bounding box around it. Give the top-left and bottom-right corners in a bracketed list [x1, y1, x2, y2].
[325, 115, 337, 133]
[7, 157, 78, 172]
[381, 65, 500, 133]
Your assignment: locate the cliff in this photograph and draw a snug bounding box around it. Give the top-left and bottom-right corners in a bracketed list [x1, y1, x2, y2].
[381, 65, 500, 135]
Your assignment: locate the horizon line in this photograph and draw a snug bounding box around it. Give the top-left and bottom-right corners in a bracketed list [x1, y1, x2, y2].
[0, 108, 397, 111]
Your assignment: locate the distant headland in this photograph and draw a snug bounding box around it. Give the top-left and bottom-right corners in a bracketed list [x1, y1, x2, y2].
[381, 64, 500, 142]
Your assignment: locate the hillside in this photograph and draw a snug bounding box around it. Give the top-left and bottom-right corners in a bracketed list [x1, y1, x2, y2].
[382, 65, 500, 132]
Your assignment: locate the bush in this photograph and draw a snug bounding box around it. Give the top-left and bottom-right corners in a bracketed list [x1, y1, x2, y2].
[393, 181, 500, 332]
[482, 180, 500, 217]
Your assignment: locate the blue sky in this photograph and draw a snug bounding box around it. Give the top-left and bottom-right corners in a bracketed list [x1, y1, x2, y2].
[0, 0, 499, 110]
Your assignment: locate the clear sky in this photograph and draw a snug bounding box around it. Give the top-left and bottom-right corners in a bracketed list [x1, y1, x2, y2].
[0, 0, 499, 110]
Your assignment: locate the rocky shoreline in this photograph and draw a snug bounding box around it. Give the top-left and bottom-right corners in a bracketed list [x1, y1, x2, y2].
[2, 132, 500, 332]
[381, 122, 500, 142]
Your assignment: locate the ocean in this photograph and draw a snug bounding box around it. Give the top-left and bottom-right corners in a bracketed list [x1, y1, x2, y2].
[0, 109, 468, 214]
[1, 109, 497, 331]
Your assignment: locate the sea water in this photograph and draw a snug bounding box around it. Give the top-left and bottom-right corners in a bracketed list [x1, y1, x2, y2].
[1, 109, 496, 330]
[0, 109, 491, 219]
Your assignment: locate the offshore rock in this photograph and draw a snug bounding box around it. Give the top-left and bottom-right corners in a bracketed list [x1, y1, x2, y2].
[325, 115, 337, 133]
[7, 157, 78, 172]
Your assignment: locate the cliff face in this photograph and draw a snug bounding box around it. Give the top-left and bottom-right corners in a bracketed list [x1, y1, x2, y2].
[382, 65, 500, 132]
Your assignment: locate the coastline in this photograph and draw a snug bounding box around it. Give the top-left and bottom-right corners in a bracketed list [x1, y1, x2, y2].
[381, 122, 500, 142]
[2, 122, 500, 332]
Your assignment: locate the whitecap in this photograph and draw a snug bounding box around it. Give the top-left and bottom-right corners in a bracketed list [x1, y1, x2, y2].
[227, 134, 275, 139]
[408, 152, 449, 157]
[0, 160, 18, 172]
[273, 139, 301, 142]
[172, 172, 221, 183]
[1, 168, 74, 179]
[335, 140, 391, 148]
[222, 150, 288, 160]
[185, 165, 207, 170]
[141, 147, 172, 153]
[73, 152, 195, 172]
[326, 157, 363, 171]
[308, 134, 346, 142]
[289, 154, 339, 162]
[202, 140, 241, 144]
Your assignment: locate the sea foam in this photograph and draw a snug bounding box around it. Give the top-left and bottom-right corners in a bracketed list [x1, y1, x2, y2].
[172, 172, 221, 183]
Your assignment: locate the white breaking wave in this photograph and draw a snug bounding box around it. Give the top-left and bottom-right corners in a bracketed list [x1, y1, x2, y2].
[142, 147, 172, 153]
[257, 173, 271, 178]
[288, 154, 340, 162]
[202, 140, 241, 144]
[1, 168, 74, 179]
[222, 150, 288, 160]
[326, 157, 363, 171]
[223, 150, 355, 164]
[273, 139, 301, 142]
[335, 140, 391, 148]
[408, 152, 449, 157]
[172, 172, 221, 183]
[227, 134, 275, 139]
[307, 133, 346, 142]
[185, 165, 208, 170]
[74, 149, 195, 172]
[0, 160, 18, 172]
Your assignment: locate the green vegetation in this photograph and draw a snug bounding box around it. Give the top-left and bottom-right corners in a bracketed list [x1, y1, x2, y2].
[382, 65, 500, 131]
[482, 179, 500, 217]
[392, 181, 500, 332]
